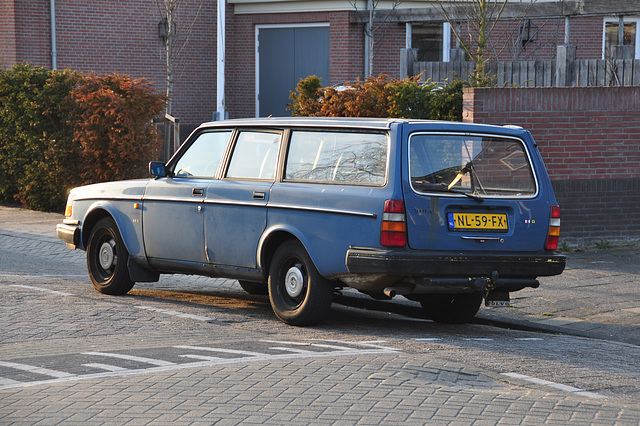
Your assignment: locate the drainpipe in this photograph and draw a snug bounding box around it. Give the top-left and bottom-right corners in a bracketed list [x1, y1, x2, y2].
[50, 0, 57, 69]
[364, 0, 373, 77]
[216, 0, 225, 120]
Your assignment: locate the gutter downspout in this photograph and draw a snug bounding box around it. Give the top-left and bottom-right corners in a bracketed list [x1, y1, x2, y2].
[364, 0, 373, 77]
[216, 0, 225, 120]
[50, 0, 57, 70]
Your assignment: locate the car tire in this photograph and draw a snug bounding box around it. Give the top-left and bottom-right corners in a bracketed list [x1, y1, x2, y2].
[419, 292, 483, 324]
[238, 280, 268, 295]
[86, 217, 135, 295]
[268, 240, 333, 326]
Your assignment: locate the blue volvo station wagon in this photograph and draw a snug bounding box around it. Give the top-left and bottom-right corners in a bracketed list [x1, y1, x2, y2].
[57, 117, 565, 325]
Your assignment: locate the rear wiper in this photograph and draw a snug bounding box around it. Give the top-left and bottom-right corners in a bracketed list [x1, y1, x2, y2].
[416, 182, 484, 203]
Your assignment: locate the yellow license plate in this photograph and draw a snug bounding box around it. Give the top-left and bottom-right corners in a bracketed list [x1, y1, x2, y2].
[448, 213, 508, 231]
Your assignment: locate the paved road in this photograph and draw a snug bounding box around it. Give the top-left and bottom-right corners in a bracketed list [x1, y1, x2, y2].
[3, 205, 638, 346]
[1, 206, 639, 424]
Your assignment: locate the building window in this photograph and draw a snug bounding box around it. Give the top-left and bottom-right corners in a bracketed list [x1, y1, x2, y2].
[603, 18, 640, 59]
[412, 23, 452, 62]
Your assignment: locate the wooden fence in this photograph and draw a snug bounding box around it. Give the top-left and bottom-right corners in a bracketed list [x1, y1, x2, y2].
[413, 59, 640, 87]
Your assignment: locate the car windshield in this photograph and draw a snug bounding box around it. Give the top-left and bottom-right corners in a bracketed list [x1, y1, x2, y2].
[409, 133, 536, 197]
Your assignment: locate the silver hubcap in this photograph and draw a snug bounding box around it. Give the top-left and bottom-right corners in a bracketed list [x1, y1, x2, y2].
[284, 266, 304, 298]
[99, 241, 115, 270]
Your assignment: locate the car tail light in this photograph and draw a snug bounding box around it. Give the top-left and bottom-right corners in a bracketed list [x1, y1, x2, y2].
[381, 200, 407, 247]
[544, 205, 561, 250]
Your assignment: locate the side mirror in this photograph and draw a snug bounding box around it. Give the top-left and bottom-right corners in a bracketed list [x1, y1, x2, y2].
[149, 161, 167, 177]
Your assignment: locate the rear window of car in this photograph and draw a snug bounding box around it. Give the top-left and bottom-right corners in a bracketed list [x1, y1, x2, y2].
[284, 130, 388, 186]
[409, 133, 537, 197]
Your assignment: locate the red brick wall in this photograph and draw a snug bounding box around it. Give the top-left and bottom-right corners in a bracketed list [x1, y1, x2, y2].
[1, 0, 217, 129]
[369, 20, 404, 77]
[463, 87, 640, 244]
[329, 12, 364, 85]
[0, 0, 50, 67]
[463, 87, 640, 180]
[569, 17, 606, 59]
[0, 0, 18, 65]
[55, 0, 216, 127]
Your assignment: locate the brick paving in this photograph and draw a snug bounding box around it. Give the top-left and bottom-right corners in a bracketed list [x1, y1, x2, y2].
[1, 206, 640, 424]
[1, 353, 639, 424]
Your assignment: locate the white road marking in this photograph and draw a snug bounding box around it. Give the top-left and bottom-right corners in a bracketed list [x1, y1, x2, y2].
[174, 345, 266, 357]
[0, 274, 86, 278]
[414, 338, 442, 341]
[310, 339, 401, 351]
[0, 341, 400, 391]
[179, 355, 224, 361]
[262, 339, 401, 353]
[268, 347, 315, 354]
[502, 372, 606, 399]
[83, 352, 176, 367]
[6, 284, 76, 296]
[0, 360, 76, 378]
[135, 305, 214, 322]
[83, 363, 130, 372]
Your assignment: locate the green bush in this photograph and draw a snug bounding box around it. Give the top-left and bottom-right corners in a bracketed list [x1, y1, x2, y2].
[0, 64, 80, 210]
[0, 64, 164, 212]
[288, 74, 464, 121]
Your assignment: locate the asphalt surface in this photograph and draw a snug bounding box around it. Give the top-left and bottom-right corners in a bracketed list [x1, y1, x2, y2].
[1, 205, 639, 347]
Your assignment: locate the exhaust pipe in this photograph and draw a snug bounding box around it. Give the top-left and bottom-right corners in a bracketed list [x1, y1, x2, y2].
[383, 285, 414, 298]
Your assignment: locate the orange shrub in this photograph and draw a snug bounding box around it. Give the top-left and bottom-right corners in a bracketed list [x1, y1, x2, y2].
[71, 73, 165, 184]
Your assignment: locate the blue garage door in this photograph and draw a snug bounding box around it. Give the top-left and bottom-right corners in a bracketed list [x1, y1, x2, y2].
[258, 26, 330, 117]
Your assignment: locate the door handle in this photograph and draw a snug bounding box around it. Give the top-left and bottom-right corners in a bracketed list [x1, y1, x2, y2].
[253, 191, 266, 200]
[192, 188, 204, 196]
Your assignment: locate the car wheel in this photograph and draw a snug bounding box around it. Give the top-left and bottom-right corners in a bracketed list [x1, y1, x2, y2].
[238, 280, 268, 295]
[268, 240, 333, 326]
[419, 293, 483, 324]
[86, 217, 135, 295]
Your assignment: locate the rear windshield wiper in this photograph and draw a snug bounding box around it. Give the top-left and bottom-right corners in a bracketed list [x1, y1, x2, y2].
[415, 182, 484, 203]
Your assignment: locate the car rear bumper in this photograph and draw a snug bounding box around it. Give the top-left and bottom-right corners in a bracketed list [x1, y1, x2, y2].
[346, 247, 566, 279]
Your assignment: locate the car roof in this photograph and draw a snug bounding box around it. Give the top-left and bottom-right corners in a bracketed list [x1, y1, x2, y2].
[199, 117, 395, 130]
[196, 117, 528, 136]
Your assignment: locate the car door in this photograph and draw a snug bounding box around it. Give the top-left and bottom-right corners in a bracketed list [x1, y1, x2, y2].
[143, 130, 231, 264]
[204, 130, 282, 269]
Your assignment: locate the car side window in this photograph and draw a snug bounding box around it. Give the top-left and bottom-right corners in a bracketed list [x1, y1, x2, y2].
[284, 130, 388, 186]
[174, 131, 232, 178]
[226, 131, 282, 180]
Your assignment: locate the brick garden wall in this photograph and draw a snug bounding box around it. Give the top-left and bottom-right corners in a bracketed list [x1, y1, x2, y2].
[463, 86, 640, 246]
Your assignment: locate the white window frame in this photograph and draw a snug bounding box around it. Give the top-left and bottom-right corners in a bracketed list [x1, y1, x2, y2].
[443, 22, 452, 62]
[255, 23, 330, 118]
[602, 17, 640, 59]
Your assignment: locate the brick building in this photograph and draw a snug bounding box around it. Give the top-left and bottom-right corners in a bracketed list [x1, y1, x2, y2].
[2, 1, 640, 245]
[2, 0, 640, 131]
